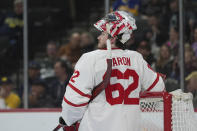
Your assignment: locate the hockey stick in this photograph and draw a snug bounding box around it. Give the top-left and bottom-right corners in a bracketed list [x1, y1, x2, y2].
[89, 39, 112, 102]
[53, 124, 77, 131]
[53, 117, 64, 131]
[53, 124, 61, 131]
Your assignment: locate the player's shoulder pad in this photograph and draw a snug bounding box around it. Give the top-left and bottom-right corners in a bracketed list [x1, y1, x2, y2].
[125, 50, 143, 59]
[80, 50, 100, 59]
[75, 50, 99, 69]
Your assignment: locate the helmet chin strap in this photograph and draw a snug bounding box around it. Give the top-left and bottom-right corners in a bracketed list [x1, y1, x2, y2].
[106, 39, 112, 59]
[106, 23, 112, 59]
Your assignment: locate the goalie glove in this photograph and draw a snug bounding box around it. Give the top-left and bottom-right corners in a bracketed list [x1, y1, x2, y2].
[53, 116, 79, 131]
[59, 116, 67, 127]
[53, 117, 67, 131]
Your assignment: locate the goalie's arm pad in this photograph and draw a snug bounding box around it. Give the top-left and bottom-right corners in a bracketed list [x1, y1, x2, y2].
[61, 53, 94, 126]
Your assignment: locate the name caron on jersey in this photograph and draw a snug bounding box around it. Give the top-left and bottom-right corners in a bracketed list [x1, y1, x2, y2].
[112, 57, 131, 67]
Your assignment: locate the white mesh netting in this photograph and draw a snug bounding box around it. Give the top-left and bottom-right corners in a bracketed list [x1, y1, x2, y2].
[170, 90, 197, 131]
[140, 90, 197, 131]
[140, 96, 164, 131]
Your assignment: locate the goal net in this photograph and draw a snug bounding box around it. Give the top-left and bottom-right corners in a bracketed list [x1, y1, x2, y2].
[140, 89, 197, 131]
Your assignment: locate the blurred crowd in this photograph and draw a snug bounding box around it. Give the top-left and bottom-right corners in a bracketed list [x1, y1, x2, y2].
[0, 0, 197, 109]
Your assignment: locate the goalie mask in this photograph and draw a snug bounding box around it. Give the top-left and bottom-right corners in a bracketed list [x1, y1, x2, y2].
[94, 11, 137, 44]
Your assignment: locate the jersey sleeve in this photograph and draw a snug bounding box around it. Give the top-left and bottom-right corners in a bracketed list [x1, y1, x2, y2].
[139, 54, 165, 92]
[61, 53, 95, 126]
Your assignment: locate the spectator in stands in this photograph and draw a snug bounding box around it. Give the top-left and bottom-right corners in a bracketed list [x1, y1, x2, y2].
[58, 31, 82, 67]
[48, 59, 72, 107]
[41, 40, 58, 68]
[168, 0, 179, 29]
[0, 77, 20, 109]
[0, 0, 23, 36]
[80, 31, 95, 53]
[170, 44, 197, 81]
[143, 14, 168, 58]
[0, 0, 23, 76]
[191, 26, 197, 57]
[166, 26, 179, 57]
[185, 11, 196, 42]
[28, 61, 42, 86]
[28, 80, 54, 108]
[36, 41, 58, 79]
[161, 0, 179, 31]
[112, 0, 141, 16]
[152, 44, 173, 78]
[170, 55, 179, 81]
[184, 45, 197, 77]
[185, 71, 197, 109]
[140, 0, 163, 16]
[136, 40, 155, 65]
[18, 61, 42, 98]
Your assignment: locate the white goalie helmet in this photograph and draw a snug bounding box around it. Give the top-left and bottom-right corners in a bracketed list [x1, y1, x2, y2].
[94, 11, 137, 44]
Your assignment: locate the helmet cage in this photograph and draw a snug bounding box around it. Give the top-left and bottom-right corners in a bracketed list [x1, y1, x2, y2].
[94, 11, 137, 44]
